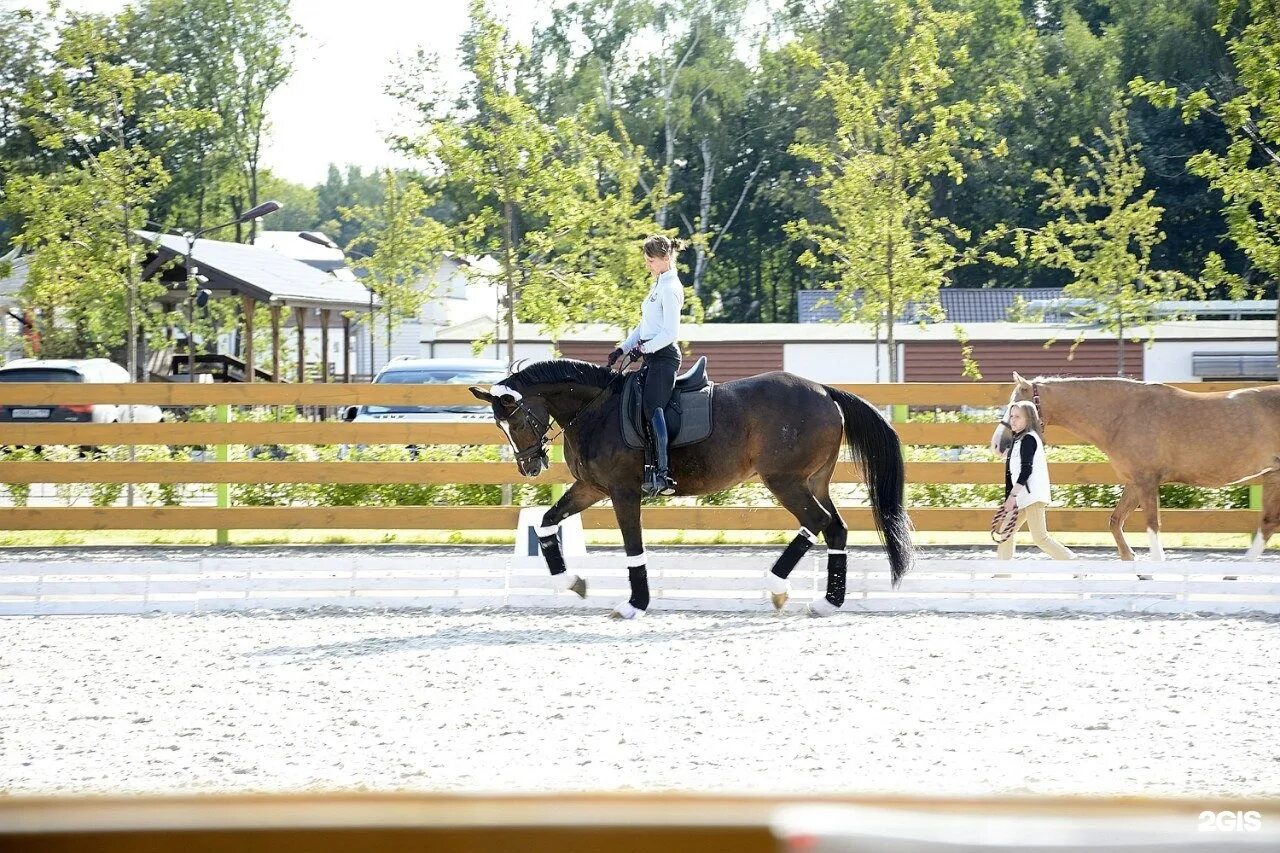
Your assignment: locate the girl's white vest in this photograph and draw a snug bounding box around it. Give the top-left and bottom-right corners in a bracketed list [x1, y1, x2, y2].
[1008, 431, 1052, 509]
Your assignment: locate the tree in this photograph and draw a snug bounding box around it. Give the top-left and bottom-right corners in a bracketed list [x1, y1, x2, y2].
[315, 164, 386, 247]
[1026, 103, 1198, 375]
[518, 115, 672, 341]
[0, 8, 49, 252]
[124, 0, 301, 240]
[786, 0, 1008, 382]
[3, 8, 214, 369]
[341, 170, 449, 365]
[1132, 0, 1280, 369]
[399, 0, 669, 361]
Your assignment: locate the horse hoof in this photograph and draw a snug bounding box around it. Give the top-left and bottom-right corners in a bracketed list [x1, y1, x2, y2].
[764, 572, 789, 610]
[807, 597, 839, 618]
[610, 601, 645, 620]
[570, 576, 588, 598]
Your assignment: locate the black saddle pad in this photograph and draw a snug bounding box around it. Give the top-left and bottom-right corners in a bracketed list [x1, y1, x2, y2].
[620, 371, 714, 450]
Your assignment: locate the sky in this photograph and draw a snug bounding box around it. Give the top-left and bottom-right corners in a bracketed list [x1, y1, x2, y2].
[9, 0, 546, 186]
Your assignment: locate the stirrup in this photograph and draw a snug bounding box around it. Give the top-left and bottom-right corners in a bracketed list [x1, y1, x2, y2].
[643, 469, 676, 497]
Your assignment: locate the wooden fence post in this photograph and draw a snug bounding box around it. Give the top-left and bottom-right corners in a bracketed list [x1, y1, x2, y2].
[215, 403, 230, 546]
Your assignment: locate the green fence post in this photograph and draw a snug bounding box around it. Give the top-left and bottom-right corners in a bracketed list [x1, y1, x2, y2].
[215, 403, 230, 545]
[1250, 484, 1263, 511]
[550, 444, 566, 504]
[891, 403, 907, 424]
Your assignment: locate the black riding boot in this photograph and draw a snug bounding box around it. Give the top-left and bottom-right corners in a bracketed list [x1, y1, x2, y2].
[644, 408, 677, 497]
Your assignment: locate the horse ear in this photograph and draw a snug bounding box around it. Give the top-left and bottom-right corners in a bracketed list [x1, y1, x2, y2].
[1012, 372, 1028, 387]
[469, 386, 493, 402]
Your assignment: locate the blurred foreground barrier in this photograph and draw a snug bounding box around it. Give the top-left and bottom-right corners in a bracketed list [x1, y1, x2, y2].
[2, 794, 1277, 853]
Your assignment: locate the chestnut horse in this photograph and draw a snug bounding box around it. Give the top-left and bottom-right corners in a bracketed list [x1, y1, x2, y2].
[992, 373, 1280, 561]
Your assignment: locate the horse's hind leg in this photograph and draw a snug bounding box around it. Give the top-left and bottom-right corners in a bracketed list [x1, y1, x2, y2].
[809, 467, 850, 614]
[1244, 471, 1279, 561]
[760, 474, 833, 613]
[1109, 484, 1141, 562]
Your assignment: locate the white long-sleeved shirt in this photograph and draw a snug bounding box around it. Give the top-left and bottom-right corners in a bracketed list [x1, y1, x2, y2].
[619, 269, 684, 355]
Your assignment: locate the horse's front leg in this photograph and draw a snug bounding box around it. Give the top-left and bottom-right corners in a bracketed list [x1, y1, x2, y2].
[539, 481, 606, 598]
[609, 487, 648, 619]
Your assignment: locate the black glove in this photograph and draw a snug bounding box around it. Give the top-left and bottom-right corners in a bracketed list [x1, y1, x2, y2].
[607, 347, 624, 369]
[628, 344, 645, 360]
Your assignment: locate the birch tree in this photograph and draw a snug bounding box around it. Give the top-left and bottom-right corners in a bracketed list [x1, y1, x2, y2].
[786, 0, 1008, 382]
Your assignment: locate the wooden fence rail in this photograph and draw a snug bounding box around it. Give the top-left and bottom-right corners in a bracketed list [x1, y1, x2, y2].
[0, 381, 1268, 535]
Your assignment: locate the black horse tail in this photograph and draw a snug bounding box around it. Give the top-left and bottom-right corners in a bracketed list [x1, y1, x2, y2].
[825, 386, 914, 586]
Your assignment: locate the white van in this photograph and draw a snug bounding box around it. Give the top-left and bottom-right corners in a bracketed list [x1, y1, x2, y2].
[343, 357, 509, 424]
[0, 358, 163, 424]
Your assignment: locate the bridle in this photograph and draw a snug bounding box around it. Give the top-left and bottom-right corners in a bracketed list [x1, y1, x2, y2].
[498, 356, 636, 467]
[999, 382, 1044, 431]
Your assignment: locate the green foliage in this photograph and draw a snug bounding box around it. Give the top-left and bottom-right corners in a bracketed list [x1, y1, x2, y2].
[786, 0, 1010, 381]
[341, 170, 449, 358]
[393, 0, 671, 355]
[1, 7, 217, 362]
[1132, 0, 1280, 317]
[1025, 101, 1202, 372]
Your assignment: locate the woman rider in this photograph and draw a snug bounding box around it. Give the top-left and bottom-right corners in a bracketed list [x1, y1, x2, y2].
[608, 235, 685, 497]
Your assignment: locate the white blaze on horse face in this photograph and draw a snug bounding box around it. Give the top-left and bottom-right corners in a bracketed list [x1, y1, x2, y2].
[496, 417, 520, 455]
[991, 389, 1018, 454]
[1147, 528, 1165, 561]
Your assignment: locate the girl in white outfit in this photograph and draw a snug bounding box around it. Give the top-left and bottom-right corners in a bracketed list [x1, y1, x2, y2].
[998, 400, 1075, 561]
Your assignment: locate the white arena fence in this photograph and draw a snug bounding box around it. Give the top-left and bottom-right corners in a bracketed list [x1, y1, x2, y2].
[1, 556, 1277, 617]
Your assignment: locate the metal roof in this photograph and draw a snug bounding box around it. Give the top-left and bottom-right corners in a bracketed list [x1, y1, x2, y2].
[254, 231, 347, 272]
[797, 287, 1068, 324]
[137, 230, 378, 312]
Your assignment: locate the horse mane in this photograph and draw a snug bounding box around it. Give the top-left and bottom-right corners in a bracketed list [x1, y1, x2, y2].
[1032, 375, 1149, 386]
[507, 358, 615, 390]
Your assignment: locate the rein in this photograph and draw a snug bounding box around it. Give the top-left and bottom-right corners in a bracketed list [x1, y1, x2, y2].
[504, 355, 636, 462]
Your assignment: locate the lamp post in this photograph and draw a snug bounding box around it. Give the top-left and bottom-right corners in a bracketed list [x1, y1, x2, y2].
[298, 231, 375, 375]
[180, 201, 282, 382]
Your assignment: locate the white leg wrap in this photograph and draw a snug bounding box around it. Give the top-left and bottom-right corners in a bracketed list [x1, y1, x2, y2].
[827, 549, 846, 555]
[536, 523, 560, 537]
[611, 600, 645, 619]
[1244, 531, 1265, 562]
[807, 597, 840, 617]
[1146, 528, 1165, 562]
[799, 526, 817, 543]
[550, 572, 581, 592]
[764, 571, 790, 595]
[625, 552, 646, 568]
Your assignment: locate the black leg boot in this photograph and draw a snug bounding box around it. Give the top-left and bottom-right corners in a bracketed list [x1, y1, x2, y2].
[645, 408, 677, 497]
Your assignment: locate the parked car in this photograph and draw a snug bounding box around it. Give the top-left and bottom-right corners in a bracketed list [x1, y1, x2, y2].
[342, 357, 509, 425]
[339, 357, 509, 460]
[0, 358, 162, 424]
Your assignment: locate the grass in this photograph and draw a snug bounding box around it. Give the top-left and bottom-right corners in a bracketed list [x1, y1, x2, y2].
[0, 528, 1264, 551]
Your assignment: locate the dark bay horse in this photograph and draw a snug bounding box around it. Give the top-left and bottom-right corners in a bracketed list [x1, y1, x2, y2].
[993, 373, 1280, 561]
[470, 359, 913, 618]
